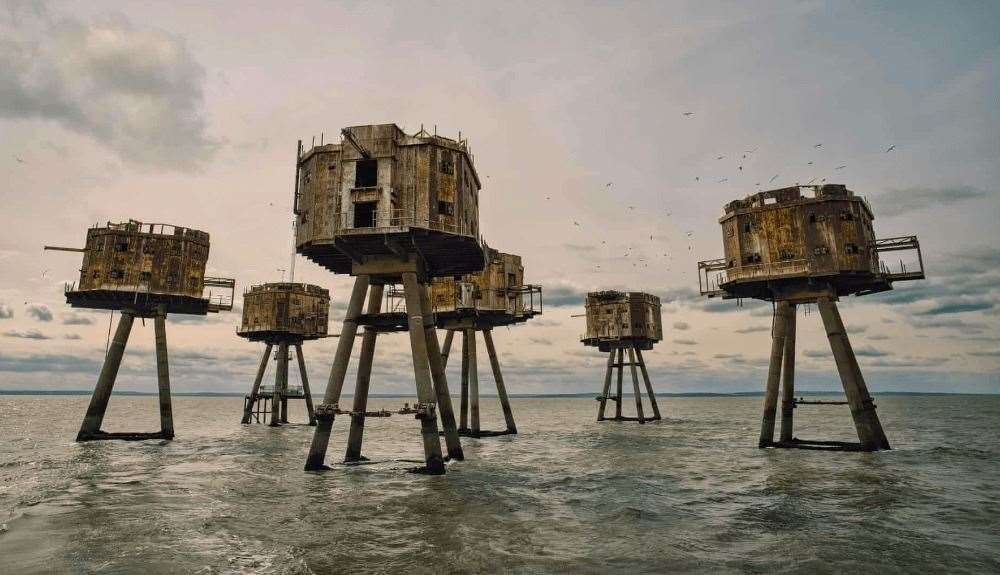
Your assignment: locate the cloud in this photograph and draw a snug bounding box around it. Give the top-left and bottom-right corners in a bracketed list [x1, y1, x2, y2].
[64, 333, 82, 340]
[968, 350, 1000, 358]
[805, 345, 889, 358]
[62, 313, 94, 325]
[0, 9, 216, 170]
[872, 186, 990, 217]
[0, 302, 12, 319]
[25, 303, 52, 322]
[674, 338, 697, 346]
[527, 337, 553, 346]
[867, 333, 890, 341]
[543, 282, 588, 307]
[735, 325, 770, 334]
[3, 329, 52, 340]
[908, 317, 989, 331]
[672, 321, 690, 331]
[913, 299, 994, 316]
[0, 351, 100, 372]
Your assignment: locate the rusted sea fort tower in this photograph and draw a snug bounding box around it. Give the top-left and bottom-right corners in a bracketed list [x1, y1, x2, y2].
[45, 220, 235, 441]
[297, 124, 485, 474]
[237, 282, 329, 426]
[697, 184, 924, 451]
[582, 291, 663, 423]
[430, 245, 541, 436]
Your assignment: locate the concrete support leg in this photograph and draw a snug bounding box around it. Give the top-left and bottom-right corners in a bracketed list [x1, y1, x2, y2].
[627, 346, 646, 424]
[615, 347, 624, 420]
[77, 312, 135, 441]
[296, 344, 316, 426]
[401, 272, 445, 474]
[779, 304, 797, 443]
[419, 285, 463, 460]
[271, 342, 289, 426]
[441, 329, 455, 368]
[467, 328, 480, 435]
[242, 344, 272, 424]
[305, 275, 370, 471]
[459, 330, 470, 431]
[345, 284, 383, 462]
[153, 310, 174, 439]
[635, 348, 661, 420]
[483, 329, 517, 434]
[597, 349, 615, 421]
[817, 298, 891, 451]
[759, 301, 791, 448]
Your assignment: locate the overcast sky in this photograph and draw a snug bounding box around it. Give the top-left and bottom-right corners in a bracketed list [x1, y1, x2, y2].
[1, 0, 997, 397]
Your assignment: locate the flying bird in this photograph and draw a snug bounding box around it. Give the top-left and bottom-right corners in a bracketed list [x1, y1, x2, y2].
[606, 182, 613, 188]
[695, 176, 700, 181]
[769, 174, 779, 183]
[718, 178, 728, 183]
[807, 161, 814, 165]
[716, 155, 725, 160]
[682, 112, 694, 117]
[885, 145, 896, 153]
[738, 166, 743, 171]
[573, 221, 580, 226]
[835, 165, 847, 170]
[813, 143, 823, 148]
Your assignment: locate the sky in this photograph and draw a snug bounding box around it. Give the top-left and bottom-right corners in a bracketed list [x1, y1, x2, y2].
[1, 0, 998, 396]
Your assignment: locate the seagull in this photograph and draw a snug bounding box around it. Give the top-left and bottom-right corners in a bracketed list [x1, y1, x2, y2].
[627, 206, 635, 210]
[745, 147, 758, 154]
[814, 143, 823, 148]
[718, 178, 728, 183]
[716, 155, 725, 160]
[769, 174, 779, 183]
[686, 231, 693, 237]
[695, 176, 700, 182]
[738, 166, 743, 171]
[835, 165, 847, 170]
[885, 145, 896, 153]
[573, 221, 580, 226]
[606, 182, 613, 188]
[682, 112, 694, 117]
[807, 161, 813, 165]
[546, 196, 551, 200]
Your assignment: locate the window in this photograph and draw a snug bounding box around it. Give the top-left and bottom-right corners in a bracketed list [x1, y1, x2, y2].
[115, 240, 129, 252]
[353, 201, 378, 228]
[109, 269, 124, 279]
[845, 243, 860, 254]
[140, 271, 151, 281]
[355, 159, 378, 187]
[507, 273, 517, 287]
[438, 200, 454, 216]
[840, 211, 854, 221]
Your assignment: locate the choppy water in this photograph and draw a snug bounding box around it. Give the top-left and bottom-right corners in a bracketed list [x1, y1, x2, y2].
[1, 394, 998, 574]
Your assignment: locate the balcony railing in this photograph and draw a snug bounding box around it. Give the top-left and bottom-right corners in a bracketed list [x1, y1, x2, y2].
[383, 283, 543, 317]
[332, 208, 478, 238]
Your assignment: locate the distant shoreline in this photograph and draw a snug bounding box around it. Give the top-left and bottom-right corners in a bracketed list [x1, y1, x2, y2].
[0, 390, 995, 397]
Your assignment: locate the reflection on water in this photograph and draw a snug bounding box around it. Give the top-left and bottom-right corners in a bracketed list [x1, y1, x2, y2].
[1, 395, 999, 573]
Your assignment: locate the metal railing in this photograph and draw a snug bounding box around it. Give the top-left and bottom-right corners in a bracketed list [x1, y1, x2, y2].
[331, 208, 478, 238]
[383, 283, 543, 317]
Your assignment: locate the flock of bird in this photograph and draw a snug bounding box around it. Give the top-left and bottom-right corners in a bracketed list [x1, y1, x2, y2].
[560, 110, 898, 276]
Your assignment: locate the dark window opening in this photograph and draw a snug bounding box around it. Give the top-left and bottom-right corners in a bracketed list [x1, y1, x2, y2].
[355, 159, 378, 187]
[845, 243, 860, 254]
[507, 273, 517, 286]
[440, 152, 454, 174]
[353, 201, 378, 228]
[115, 241, 129, 252]
[140, 271, 151, 281]
[438, 200, 454, 216]
[109, 269, 124, 279]
[840, 211, 854, 221]
[808, 213, 817, 223]
[743, 222, 753, 233]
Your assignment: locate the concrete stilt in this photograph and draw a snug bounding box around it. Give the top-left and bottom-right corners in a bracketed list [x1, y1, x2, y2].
[419, 284, 464, 460]
[441, 329, 455, 368]
[483, 329, 517, 434]
[271, 342, 289, 426]
[401, 272, 445, 474]
[615, 347, 624, 420]
[77, 312, 135, 441]
[467, 328, 480, 435]
[344, 284, 383, 462]
[597, 349, 615, 421]
[627, 346, 646, 424]
[154, 309, 174, 439]
[634, 348, 661, 420]
[459, 330, 470, 431]
[779, 304, 797, 443]
[305, 275, 370, 470]
[759, 301, 791, 447]
[817, 298, 890, 451]
[242, 344, 272, 424]
[296, 344, 316, 425]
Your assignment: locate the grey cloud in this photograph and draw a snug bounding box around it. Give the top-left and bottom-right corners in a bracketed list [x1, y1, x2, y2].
[872, 186, 990, 218]
[735, 325, 770, 334]
[562, 243, 597, 254]
[914, 299, 994, 316]
[0, 10, 216, 170]
[674, 338, 697, 346]
[805, 345, 889, 358]
[3, 329, 52, 340]
[543, 283, 588, 308]
[25, 304, 52, 322]
[64, 333, 82, 340]
[672, 321, 690, 331]
[62, 313, 94, 325]
[527, 337, 553, 346]
[968, 350, 1000, 358]
[0, 302, 12, 319]
[0, 352, 101, 372]
[867, 334, 890, 341]
[908, 317, 989, 331]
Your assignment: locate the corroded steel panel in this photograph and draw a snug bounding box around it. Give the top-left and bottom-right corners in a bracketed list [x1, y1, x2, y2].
[582, 291, 662, 347]
[238, 282, 330, 341]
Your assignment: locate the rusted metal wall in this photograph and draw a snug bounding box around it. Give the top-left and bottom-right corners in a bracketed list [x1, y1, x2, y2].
[720, 185, 878, 284]
[77, 221, 209, 298]
[294, 123, 481, 252]
[238, 283, 329, 339]
[583, 291, 662, 343]
[429, 247, 524, 314]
